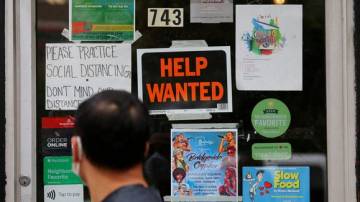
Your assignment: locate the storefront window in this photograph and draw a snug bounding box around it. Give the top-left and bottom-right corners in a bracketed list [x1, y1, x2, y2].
[36, 0, 326, 201]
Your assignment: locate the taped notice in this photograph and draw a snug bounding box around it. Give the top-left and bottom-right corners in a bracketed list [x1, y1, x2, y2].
[45, 43, 131, 110]
[191, 0, 233, 23]
[236, 5, 303, 91]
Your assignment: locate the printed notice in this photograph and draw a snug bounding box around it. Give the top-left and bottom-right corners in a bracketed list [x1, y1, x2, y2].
[236, 5, 303, 91]
[70, 0, 134, 41]
[171, 129, 238, 196]
[137, 46, 232, 115]
[45, 43, 131, 110]
[243, 167, 310, 202]
[191, 0, 233, 23]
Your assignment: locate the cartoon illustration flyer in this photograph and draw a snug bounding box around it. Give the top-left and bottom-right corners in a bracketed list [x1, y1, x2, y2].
[171, 129, 238, 196]
[235, 5, 303, 91]
[70, 0, 134, 41]
[243, 167, 310, 202]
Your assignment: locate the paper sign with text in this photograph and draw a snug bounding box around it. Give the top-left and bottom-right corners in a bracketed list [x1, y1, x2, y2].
[171, 129, 238, 196]
[45, 43, 131, 110]
[190, 0, 233, 23]
[236, 5, 303, 91]
[137, 47, 232, 115]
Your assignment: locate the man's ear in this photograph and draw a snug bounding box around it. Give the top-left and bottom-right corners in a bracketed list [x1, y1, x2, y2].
[71, 136, 82, 162]
[144, 142, 150, 157]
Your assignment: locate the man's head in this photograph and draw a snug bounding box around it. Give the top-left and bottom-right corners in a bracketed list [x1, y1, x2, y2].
[72, 90, 150, 179]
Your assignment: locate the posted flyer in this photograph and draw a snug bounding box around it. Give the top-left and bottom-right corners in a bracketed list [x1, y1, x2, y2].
[171, 129, 238, 196]
[45, 43, 131, 110]
[242, 167, 310, 202]
[137, 46, 232, 115]
[70, 0, 135, 41]
[190, 0, 233, 23]
[236, 5, 303, 91]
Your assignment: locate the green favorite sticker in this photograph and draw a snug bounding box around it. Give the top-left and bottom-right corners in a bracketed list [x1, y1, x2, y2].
[251, 98, 291, 138]
[252, 143, 292, 160]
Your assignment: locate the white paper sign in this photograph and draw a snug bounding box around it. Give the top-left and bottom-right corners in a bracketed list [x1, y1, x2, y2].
[45, 43, 132, 110]
[190, 0, 233, 23]
[44, 184, 83, 202]
[236, 5, 303, 91]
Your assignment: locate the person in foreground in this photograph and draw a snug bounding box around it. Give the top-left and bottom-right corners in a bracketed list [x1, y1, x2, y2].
[71, 90, 162, 202]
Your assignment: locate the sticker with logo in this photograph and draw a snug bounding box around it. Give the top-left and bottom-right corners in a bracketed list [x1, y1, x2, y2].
[42, 117, 75, 156]
[44, 156, 82, 185]
[252, 143, 292, 160]
[251, 98, 291, 138]
[44, 184, 83, 202]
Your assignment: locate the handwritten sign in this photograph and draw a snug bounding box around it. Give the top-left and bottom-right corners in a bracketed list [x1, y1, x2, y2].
[46, 43, 131, 110]
[137, 47, 232, 115]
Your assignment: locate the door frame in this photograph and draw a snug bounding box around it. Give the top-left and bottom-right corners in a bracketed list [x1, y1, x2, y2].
[326, 0, 357, 201]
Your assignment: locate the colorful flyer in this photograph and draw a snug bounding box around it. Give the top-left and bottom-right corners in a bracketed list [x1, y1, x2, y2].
[242, 167, 310, 202]
[236, 5, 303, 91]
[251, 98, 291, 138]
[171, 129, 238, 196]
[137, 47, 232, 115]
[190, 0, 233, 23]
[70, 0, 134, 41]
[42, 117, 75, 156]
[46, 43, 131, 110]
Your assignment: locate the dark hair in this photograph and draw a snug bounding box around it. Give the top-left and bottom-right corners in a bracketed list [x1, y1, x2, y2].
[256, 170, 265, 176]
[172, 168, 186, 180]
[75, 90, 150, 170]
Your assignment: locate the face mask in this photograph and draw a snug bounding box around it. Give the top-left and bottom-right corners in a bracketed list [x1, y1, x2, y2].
[72, 136, 83, 177]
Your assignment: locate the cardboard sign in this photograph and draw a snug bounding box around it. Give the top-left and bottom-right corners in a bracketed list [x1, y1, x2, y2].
[171, 129, 238, 196]
[45, 43, 131, 110]
[42, 117, 74, 156]
[69, 0, 134, 41]
[137, 47, 232, 115]
[236, 5, 303, 91]
[242, 167, 310, 202]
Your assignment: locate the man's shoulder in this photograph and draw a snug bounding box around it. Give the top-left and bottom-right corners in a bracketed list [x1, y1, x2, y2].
[103, 184, 162, 202]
